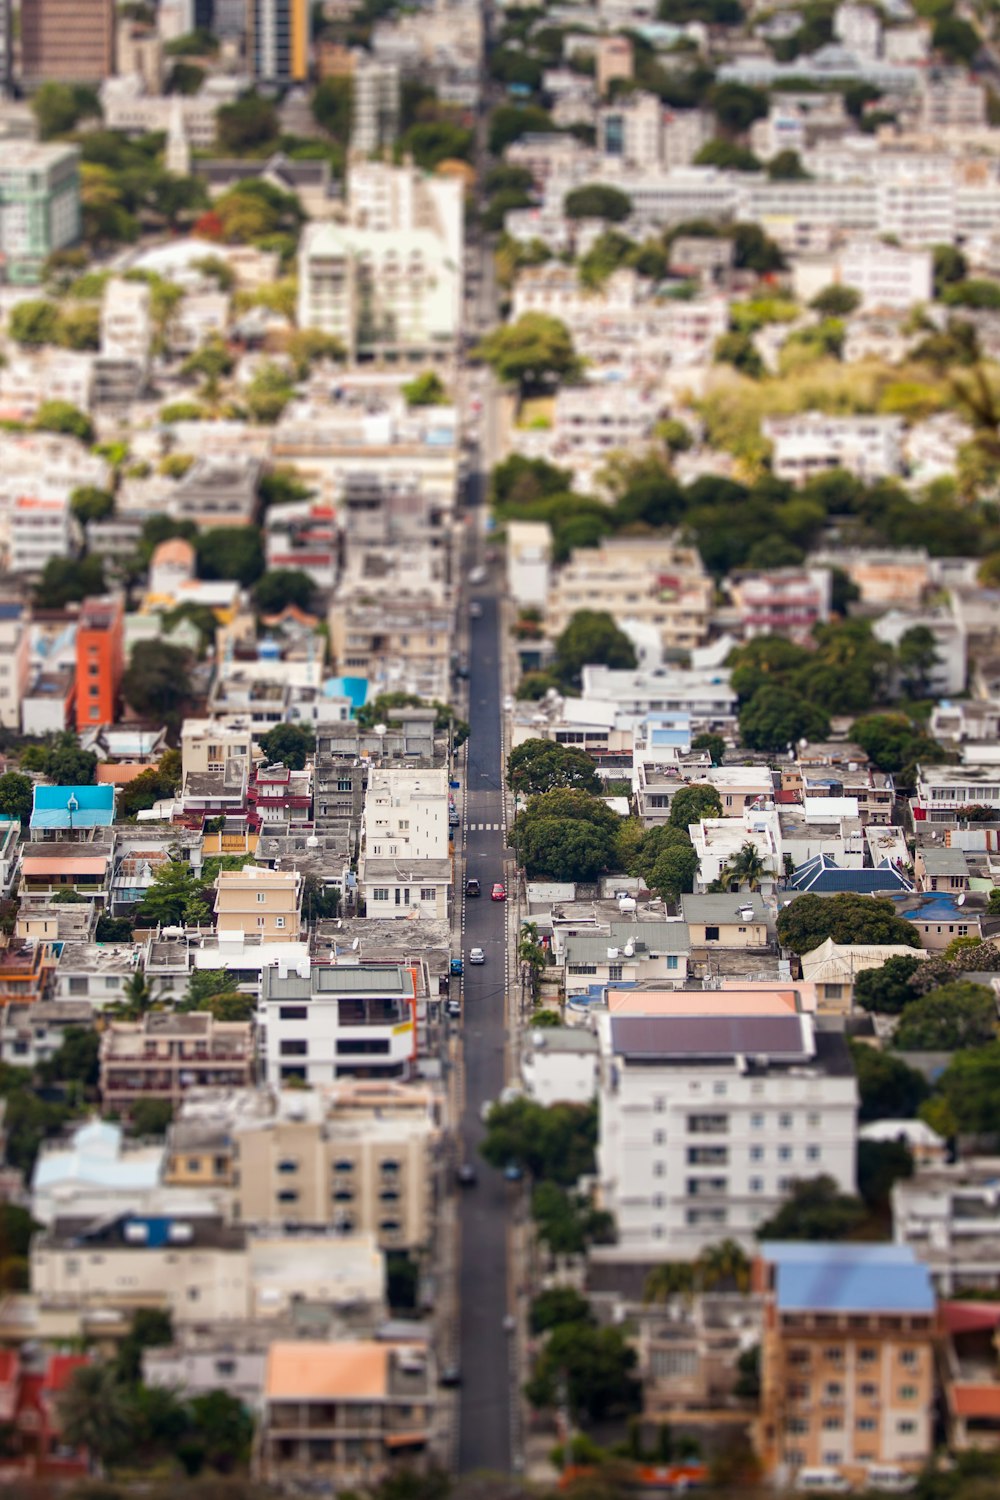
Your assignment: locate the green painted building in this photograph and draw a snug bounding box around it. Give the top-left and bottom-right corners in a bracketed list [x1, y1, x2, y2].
[0, 142, 80, 284]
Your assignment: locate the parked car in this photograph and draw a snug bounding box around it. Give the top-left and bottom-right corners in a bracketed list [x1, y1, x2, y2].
[446, 998, 461, 1018]
[465, 878, 480, 896]
[457, 1163, 477, 1186]
[450, 957, 464, 975]
[469, 601, 482, 618]
[469, 947, 485, 964]
[491, 882, 505, 901]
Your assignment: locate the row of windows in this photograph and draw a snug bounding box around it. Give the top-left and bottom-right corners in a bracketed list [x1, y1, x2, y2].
[789, 1347, 920, 1368]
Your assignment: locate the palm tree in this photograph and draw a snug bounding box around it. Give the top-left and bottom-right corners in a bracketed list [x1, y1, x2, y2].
[57, 1362, 132, 1475]
[719, 841, 767, 892]
[643, 1260, 696, 1304]
[116, 963, 160, 1020]
[696, 1238, 752, 1294]
[518, 921, 547, 1004]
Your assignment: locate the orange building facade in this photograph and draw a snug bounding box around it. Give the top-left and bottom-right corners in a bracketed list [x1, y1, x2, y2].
[75, 596, 124, 731]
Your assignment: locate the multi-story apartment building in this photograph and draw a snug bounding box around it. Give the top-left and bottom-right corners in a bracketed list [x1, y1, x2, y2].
[297, 161, 463, 359]
[75, 595, 124, 731]
[226, 1081, 439, 1248]
[892, 1159, 1000, 1294]
[0, 602, 30, 731]
[730, 569, 832, 645]
[764, 414, 905, 486]
[264, 499, 339, 592]
[9, 497, 72, 576]
[215, 866, 302, 944]
[21, 0, 113, 83]
[352, 55, 400, 154]
[596, 991, 857, 1257]
[358, 766, 451, 920]
[100, 1013, 256, 1114]
[832, 2, 881, 58]
[547, 537, 713, 657]
[181, 718, 256, 781]
[756, 1242, 936, 1488]
[258, 1341, 438, 1488]
[260, 960, 421, 1084]
[598, 91, 664, 169]
[912, 763, 1000, 822]
[248, 0, 309, 82]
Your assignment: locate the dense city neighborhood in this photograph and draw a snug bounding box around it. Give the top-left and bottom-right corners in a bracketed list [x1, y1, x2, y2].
[4, 0, 1000, 1494]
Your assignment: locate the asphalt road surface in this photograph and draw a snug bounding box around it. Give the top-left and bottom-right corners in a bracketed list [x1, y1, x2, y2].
[455, 459, 513, 1472]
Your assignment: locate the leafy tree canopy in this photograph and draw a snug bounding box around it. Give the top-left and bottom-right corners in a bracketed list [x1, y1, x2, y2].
[480, 1097, 597, 1184]
[892, 982, 997, 1052]
[669, 782, 722, 830]
[554, 610, 637, 689]
[122, 640, 194, 728]
[257, 722, 315, 771]
[507, 738, 601, 797]
[756, 1175, 868, 1241]
[195, 526, 265, 586]
[474, 312, 581, 390]
[854, 954, 924, 1015]
[849, 1038, 929, 1122]
[253, 568, 316, 615]
[564, 183, 633, 221]
[777, 893, 921, 955]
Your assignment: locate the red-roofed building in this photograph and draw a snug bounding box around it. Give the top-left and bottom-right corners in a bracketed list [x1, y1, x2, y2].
[0, 1351, 90, 1479]
[942, 1301, 1000, 1451]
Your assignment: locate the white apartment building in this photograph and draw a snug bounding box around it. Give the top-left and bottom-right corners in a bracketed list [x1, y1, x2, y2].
[547, 536, 713, 656]
[833, 3, 881, 59]
[358, 765, 451, 921]
[507, 520, 551, 609]
[596, 993, 858, 1257]
[181, 718, 256, 780]
[893, 1160, 1000, 1294]
[793, 238, 932, 311]
[912, 763, 1000, 821]
[100, 276, 152, 365]
[764, 413, 905, 485]
[297, 161, 463, 360]
[260, 960, 421, 1084]
[9, 496, 72, 575]
[920, 70, 987, 131]
[598, 91, 664, 170]
[0, 350, 93, 424]
[351, 55, 400, 154]
[580, 664, 738, 732]
[0, 602, 30, 730]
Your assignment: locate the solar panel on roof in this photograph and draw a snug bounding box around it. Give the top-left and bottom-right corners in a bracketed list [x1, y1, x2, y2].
[609, 1012, 809, 1060]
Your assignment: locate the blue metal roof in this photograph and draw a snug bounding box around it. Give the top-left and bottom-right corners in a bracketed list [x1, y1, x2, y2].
[788, 853, 911, 895]
[892, 893, 973, 922]
[761, 1242, 935, 1314]
[30, 784, 115, 830]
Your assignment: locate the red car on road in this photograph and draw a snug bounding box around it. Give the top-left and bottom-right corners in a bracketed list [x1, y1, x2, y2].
[491, 882, 506, 901]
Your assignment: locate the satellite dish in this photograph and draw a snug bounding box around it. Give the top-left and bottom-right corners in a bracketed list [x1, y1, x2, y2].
[957, 892, 966, 906]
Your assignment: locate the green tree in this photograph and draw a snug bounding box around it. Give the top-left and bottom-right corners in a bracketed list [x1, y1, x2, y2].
[195, 526, 265, 586]
[756, 1175, 868, 1241]
[850, 712, 944, 776]
[69, 486, 115, 525]
[130, 1098, 174, 1136]
[216, 94, 280, 153]
[719, 841, 768, 891]
[507, 739, 601, 797]
[244, 362, 295, 423]
[475, 313, 581, 392]
[115, 1307, 173, 1385]
[811, 283, 861, 316]
[564, 184, 633, 221]
[694, 139, 761, 171]
[692, 732, 726, 765]
[857, 1138, 913, 1215]
[937, 1043, 1000, 1134]
[892, 982, 997, 1051]
[57, 1362, 132, 1474]
[526, 1322, 640, 1425]
[644, 1260, 696, 1303]
[532, 1181, 616, 1255]
[932, 243, 968, 295]
[32, 81, 97, 139]
[34, 400, 93, 443]
[709, 81, 769, 134]
[479, 1097, 597, 1185]
[669, 783, 722, 830]
[253, 569, 316, 615]
[38, 1028, 100, 1088]
[258, 468, 312, 510]
[897, 624, 940, 699]
[530, 1287, 594, 1333]
[698, 1238, 752, 1292]
[554, 610, 637, 689]
[489, 103, 557, 154]
[739, 686, 830, 752]
[8, 299, 60, 345]
[777, 893, 920, 955]
[312, 75, 353, 136]
[185, 1388, 254, 1474]
[649, 843, 699, 901]
[768, 148, 810, 180]
[0, 773, 32, 824]
[35, 730, 98, 786]
[136, 860, 206, 927]
[401, 371, 447, 407]
[257, 723, 315, 770]
[518, 816, 617, 882]
[625, 824, 695, 887]
[854, 954, 924, 1014]
[932, 13, 979, 62]
[492, 452, 572, 508]
[122, 640, 194, 728]
[849, 1039, 929, 1122]
[714, 330, 763, 378]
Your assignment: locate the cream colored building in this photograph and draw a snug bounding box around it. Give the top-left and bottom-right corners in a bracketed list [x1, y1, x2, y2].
[215, 865, 301, 943]
[181, 717, 256, 781]
[547, 536, 712, 656]
[799, 939, 928, 1012]
[233, 1081, 440, 1250]
[100, 1013, 256, 1115]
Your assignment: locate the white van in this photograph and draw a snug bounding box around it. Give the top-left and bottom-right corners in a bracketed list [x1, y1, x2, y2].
[795, 1470, 851, 1494]
[865, 1467, 915, 1494]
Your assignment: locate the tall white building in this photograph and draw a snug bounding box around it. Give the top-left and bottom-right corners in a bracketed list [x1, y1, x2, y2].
[352, 55, 400, 156]
[598, 92, 664, 170]
[358, 765, 451, 919]
[596, 991, 858, 1257]
[833, 3, 882, 59]
[297, 160, 463, 360]
[260, 959, 422, 1084]
[763, 413, 905, 485]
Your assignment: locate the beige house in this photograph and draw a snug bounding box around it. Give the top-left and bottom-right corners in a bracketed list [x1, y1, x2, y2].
[913, 846, 971, 894]
[215, 865, 301, 943]
[546, 536, 713, 656]
[680, 893, 771, 950]
[800, 939, 929, 1012]
[181, 718, 256, 781]
[100, 1013, 256, 1115]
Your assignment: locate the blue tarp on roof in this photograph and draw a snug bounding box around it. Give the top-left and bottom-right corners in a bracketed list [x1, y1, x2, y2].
[30, 784, 115, 830]
[761, 1242, 935, 1314]
[326, 676, 369, 711]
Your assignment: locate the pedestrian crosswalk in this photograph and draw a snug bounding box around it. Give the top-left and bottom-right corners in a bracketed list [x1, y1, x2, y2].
[467, 822, 503, 831]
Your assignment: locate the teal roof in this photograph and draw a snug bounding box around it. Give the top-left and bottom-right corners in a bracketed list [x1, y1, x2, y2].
[31, 784, 115, 830]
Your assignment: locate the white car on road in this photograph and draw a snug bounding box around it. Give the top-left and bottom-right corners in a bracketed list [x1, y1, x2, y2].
[469, 947, 485, 964]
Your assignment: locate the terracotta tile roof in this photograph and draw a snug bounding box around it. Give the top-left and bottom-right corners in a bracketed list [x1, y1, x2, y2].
[266, 1342, 388, 1401]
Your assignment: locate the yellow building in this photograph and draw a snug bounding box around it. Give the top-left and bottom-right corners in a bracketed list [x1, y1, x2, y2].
[215, 865, 301, 944]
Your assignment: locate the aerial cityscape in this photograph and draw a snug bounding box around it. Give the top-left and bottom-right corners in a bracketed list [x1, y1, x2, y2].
[3, 0, 1000, 1495]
